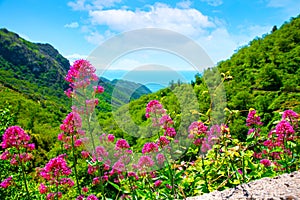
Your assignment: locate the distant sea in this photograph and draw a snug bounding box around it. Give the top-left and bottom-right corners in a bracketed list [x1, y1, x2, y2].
[97, 70, 201, 92]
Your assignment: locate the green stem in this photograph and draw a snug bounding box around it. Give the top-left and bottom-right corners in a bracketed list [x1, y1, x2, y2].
[242, 154, 245, 183]
[157, 132, 175, 197]
[18, 150, 30, 199]
[83, 89, 96, 152]
[56, 174, 59, 200]
[128, 176, 138, 200]
[283, 136, 290, 173]
[71, 135, 81, 196]
[201, 155, 209, 193]
[98, 166, 105, 197]
[146, 176, 155, 200]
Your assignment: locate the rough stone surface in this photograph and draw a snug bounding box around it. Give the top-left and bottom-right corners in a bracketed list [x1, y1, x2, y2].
[187, 170, 300, 200]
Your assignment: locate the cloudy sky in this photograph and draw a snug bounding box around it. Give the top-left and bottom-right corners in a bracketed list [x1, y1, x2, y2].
[0, 0, 299, 70]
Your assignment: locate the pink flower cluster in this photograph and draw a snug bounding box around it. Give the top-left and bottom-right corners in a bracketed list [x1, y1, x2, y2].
[188, 121, 208, 136]
[58, 110, 86, 150]
[60, 111, 82, 134]
[188, 122, 221, 153]
[142, 142, 159, 154]
[38, 155, 74, 198]
[282, 110, 299, 121]
[246, 109, 263, 127]
[0, 126, 35, 165]
[0, 176, 13, 189]
[93, 85, 104, 94]
[1, 126, 35, 150]
[145, 100, 166, 119]
[39, 155, 72, 180]
[115, 139, 130, 150]
[65, 59, 98, 87]
[256, 110, 299, 170]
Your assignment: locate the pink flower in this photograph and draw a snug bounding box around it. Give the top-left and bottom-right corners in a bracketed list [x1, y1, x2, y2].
[0, 176, 13, 188]
[81, 151, 90, 159]
[145, 100, 165, 118]
[201, 139, 211, 153]
[88, 164, 98, 175]
[282, 110, 298, 120]
[157, 136, 170, 147]
[39, 183, 48, 194]
[138, 156, 154, 169]
[87, 194, 98, 200]
[92, 177, 100, 185]
[275, 120, 295, 136]
[166, 184, 172, 190]
[115, 139, 130, 150]
[260, 159, 272, 167]
[246, 109, 263, 127]
[164, 127, 176, 137]
[82, 187, 89, 193]
[128, 172, 139, 180]
[253, 152, 262, 159]
[74, 139, 83, 147]
[60, 178, 74, 187]
[142, 142, 158, 154]
[156, 153, 165, 165]
[188, 121, 208, 135]
[76, 195, 85, 200]
[95, 146, 108, 159]
[193, 138, 203, 146]
[40, 155, 72, 180]
[46, 192, 62, 200]
[102, 175, 109, 181]
[107, 134, 115, 142]
[1, 126, 31, 149]
[112, 161, 125, 174]
[60, 111, 82, 135]
[263, 140, 273, 148]
[64, 88, 73, 98]
[65, 59, 98, 85]
[26, 143, 35, 151]
[238, 169, 243, 175]
[0, 151, 10, 160]
[159, 115, 173, 129]
[154, 180, 162, 187]
[93, 85, 104, 94]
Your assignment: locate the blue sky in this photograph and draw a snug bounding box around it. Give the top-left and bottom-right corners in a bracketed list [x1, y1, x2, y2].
[0, 0, 299, 70]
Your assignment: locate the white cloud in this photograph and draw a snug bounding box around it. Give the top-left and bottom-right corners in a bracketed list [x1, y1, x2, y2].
[200, 0, 223, 7]
[85, 31, 105, 45]
[265, 0, 300, 17]
[64, 22, 79, 28]
[65, 53, 88, 64]
[68, 0, 122, 11]
[196, 23, 272, 63]
[89, 3, 215, 38]
[176, 0, 192, 9]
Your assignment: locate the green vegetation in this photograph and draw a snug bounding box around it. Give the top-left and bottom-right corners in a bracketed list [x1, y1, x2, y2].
[0, 14, 299, 200]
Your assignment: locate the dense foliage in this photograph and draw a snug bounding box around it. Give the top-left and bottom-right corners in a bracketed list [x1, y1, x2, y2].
[0, 14, 300, 200]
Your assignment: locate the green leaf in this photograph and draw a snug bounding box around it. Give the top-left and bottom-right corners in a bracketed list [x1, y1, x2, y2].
[108, 181, 121, 191]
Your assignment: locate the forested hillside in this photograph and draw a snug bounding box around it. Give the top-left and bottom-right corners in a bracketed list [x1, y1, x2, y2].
[114, 15, 300, 147]
[0, 28, 151, 163]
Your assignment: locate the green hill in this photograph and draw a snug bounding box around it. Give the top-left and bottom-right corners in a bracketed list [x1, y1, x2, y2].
[111, 15, 300, 147]
[0, 28, 152, 163]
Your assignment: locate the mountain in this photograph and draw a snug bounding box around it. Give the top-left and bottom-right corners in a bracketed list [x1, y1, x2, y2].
[0, 28, 152, 111]
[96, 77, 152, 112]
